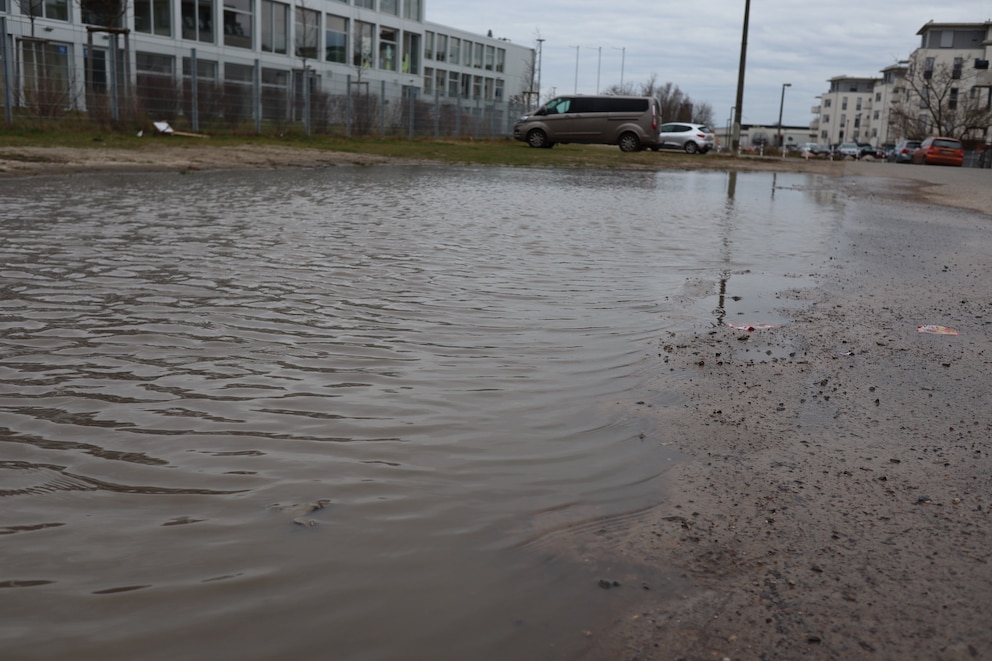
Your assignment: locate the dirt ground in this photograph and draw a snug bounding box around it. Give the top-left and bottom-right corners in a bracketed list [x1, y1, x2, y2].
[573, 164, 992, 660]
[3, 144, 991, 660]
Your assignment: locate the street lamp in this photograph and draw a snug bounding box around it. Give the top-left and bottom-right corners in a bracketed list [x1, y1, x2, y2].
[570, 45, 580, 93]
[612, 46, 625, 88]
[536, 38, 544, 105]
[777, 82, 791, 157]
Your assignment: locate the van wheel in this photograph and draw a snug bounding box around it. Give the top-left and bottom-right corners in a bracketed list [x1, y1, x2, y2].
[684, 142, 699, 154]
[618, 133, 640, 152]
[527, 129, 550, 148]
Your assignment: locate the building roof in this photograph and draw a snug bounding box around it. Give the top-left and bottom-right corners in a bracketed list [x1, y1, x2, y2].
[916, 20, 992, 36]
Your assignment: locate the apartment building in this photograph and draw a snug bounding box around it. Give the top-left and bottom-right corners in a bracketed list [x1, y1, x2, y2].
[0, 0, 535, 125]
[814, 75, 878, 145]
[813, 20, 992, 148]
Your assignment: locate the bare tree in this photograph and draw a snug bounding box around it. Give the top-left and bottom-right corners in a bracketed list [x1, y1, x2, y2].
[294, 2, 320, 133]
[889, 60, 992, 141]
[16, 0, 44, 37]
[604, 75, 714, 125]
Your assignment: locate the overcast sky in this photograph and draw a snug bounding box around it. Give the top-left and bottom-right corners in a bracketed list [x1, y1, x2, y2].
[426, 0, 990, 127]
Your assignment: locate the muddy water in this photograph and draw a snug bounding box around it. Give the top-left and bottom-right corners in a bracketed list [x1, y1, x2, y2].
[0, 166, 842, 660]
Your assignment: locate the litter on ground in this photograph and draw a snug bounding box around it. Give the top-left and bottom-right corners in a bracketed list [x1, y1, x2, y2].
[917, 325, 959, 335]
[726, 322, 780, 332]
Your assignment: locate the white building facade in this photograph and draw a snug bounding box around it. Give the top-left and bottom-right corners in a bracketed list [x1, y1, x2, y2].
[0, 0, 535, 132]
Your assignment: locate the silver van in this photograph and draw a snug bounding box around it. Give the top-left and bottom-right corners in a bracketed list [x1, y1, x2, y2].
[512, 95, 660, 152]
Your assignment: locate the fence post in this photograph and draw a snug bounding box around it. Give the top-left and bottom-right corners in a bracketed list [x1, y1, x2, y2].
[379, 80, 385, 137]
[345, 74, 352, 137]
[407, 85, 415, 139]
[455, 97, 461, 138]
[474, 97, 480, 140]
[433, 86, 439, 140]
[253, 59, 261, 134]
[108, 33, 120, 125]
[190, 48, 199, 133]
[0, 17, 12, 126]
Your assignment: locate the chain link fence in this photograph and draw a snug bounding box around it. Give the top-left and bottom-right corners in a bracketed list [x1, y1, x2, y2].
[1, 21, 528, 139]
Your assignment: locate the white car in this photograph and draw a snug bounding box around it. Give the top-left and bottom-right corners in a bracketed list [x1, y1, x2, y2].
[653, 122, 715, 154]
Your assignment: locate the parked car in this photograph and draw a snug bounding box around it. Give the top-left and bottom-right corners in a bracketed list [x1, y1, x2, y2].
[654, 123, 715, 154]
[911, 137, 964, 166]
[799, 142, 829, 158]
[888, 140, 922, 163]
[858, 143, 884, 160]
[837, 142, 860, 158]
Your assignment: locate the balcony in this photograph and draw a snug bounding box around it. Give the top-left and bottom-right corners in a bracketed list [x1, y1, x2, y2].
[810, 105, 821, 114]
[809, 120, 820, 130]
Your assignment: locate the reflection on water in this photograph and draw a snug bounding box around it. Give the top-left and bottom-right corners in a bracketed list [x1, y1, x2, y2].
[0, 165, 842, 660]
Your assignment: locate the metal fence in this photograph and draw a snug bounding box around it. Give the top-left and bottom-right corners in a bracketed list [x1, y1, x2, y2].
[1, 21, 527, 139]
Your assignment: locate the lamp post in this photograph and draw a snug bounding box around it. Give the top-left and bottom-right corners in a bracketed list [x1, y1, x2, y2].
[777, 82, 791, 158]
[612, 46, 625, 88]
[571, 45, 580, 93]
[726, 106, 735, 151]
[536, 38, 544, 105]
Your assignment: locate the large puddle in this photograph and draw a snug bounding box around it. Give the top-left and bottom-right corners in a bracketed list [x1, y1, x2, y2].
[0, 165, 844, 659]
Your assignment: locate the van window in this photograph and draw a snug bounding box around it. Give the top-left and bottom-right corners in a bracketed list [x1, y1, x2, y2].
[544, 97, 571, 114]
[596, 97, 647, 112]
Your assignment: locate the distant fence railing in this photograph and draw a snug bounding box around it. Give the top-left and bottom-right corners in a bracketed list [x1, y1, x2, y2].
[0, 22, 526, 139]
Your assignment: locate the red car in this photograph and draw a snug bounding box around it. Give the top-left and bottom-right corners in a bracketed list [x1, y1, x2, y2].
[911, 136, 964, 167]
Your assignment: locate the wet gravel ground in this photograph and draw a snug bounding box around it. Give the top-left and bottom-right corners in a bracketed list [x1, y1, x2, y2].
[576, 166, 992, 660]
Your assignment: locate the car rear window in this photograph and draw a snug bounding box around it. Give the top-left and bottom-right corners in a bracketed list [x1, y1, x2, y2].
[933, 139, 962, 149]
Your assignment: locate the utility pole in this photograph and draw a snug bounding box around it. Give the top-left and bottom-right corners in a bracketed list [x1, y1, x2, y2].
[731, 0, 750, 152]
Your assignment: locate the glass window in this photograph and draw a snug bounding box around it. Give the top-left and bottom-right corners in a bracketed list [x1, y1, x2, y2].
[295, 7, 319, 59]
[448, 38, 459, 65]
[401, 32, 419, 74]
[261, 67, 289, 120]
[447, 70, 458, 97]
[379, 27, 397, 70]
[495, 48, 504, 73]
[403, 0, 420, 20]
[261, 0, 288, 54]
[181, 0, 214, 42]
[355, 0, 372, 7]
[135, 0, 172, 35]
[473, 42, 483, 69]
[423, 67, 433, 94]
[43, 0, 69, 21]
[380, 0, 396, 15]
[353, 20, 373, 68]
[424, 31, 433, 60]
[225, 62, 253, 82]
[136, 51, 174, 73]
[22, 40, 71, 112]
[434, 68, 444, 96]
[326, 15, 347, 63]
[81, 0, 122, 25]
[460, 72, 470, 98]
[182, 56, 217, 78]
[485, 45, 494, 71]
[222, 0, 252, 48]
[435, 34, 446, 62]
